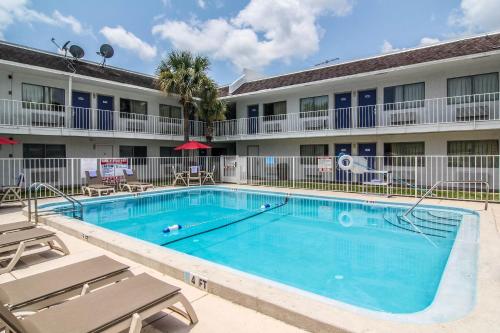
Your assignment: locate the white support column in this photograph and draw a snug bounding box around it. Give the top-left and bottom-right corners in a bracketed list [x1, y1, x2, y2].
[66, 75, 73, 128]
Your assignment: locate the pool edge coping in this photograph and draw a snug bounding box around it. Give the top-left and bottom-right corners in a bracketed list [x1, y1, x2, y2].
[36, 213, 345, 333]
[26, 186, 491, 333]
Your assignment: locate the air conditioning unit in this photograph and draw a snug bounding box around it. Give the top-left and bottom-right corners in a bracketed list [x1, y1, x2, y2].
[126, 119, 145, 132]
[304, 119, 327, 130]
[159, 123, 181, 135]
[390, 111, 416, 125]
[455, 105, 489, 121]
[264, 122, 282, 133]
[31, 111, 65, 127]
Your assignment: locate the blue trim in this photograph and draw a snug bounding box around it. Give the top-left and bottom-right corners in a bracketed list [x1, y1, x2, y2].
[40, 186, 479, 217]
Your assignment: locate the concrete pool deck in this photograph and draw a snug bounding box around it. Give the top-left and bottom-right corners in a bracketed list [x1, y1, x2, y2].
[0, 206, 306, 333]
[3, 185, 500, 332]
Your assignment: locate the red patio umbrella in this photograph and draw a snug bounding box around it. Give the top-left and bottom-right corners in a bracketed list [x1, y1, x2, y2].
[174, 140, 211, 151]
[0, 137, 18, 145]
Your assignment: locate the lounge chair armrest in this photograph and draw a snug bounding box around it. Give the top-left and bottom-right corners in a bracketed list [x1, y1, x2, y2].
[128, 313, 142, 333]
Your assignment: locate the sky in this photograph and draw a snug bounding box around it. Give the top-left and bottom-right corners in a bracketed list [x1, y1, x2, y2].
[0, 0, 499, 85]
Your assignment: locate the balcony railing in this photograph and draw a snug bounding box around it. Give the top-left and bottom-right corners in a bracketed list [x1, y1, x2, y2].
[0, 99, 206, 138]
[2, 93, 499, 140]
[213, 92, 500, 138]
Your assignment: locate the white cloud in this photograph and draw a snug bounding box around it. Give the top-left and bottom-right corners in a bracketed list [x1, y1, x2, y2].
[100, 25, 157, 60]
[419, 37, 440, 46]
[197, 0, 206, 9]
[381, 36, 442, 55]
[161, 0, 172, 8]
[380, 40, 399, 54]
[0, 0, 90, 39]
[449, 0, 500, 32]
[52, 10, 90, 35]
[152, 0, 354, 71]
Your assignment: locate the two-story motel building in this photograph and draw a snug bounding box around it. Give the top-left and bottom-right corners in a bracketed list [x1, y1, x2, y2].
[1, 32, 500, 164]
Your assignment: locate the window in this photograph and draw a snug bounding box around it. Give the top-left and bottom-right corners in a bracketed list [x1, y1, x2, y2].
[23, 144, 66, 168]
[300, 144, 329, 164]
[384, 82, 425, 110]
[22, 83, 65, 111]
[447, 73, 499, 104]
[159, 146, 181, 164]
[159, 104, 182, 119]
[447, 140, 499, 167]
[120, 145, 147, 165]
[300, 96, 328, 118]
[120, 98, 147, 118]
[263, 101, 287, 121]
[211, 148, 228, 156]
[384, 142, 425, 166]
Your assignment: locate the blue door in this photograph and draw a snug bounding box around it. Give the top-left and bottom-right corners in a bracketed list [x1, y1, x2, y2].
[358, 143, 376, 182]
[335, 93, 351, 129]
[72, 91, 90, 129]
[97, 95, 114, 130]
[335, 143, 352, 182]
[358, 89, 376, 128]
[247, 105, 259, 135]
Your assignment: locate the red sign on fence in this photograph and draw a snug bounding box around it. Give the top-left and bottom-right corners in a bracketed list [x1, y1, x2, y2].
[100, 158, 129, 182]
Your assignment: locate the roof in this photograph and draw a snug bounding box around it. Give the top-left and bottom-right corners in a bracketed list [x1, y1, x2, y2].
[218, 86, 229, 98]
[0, 41, 157, 90]
[219, 32, 500, 98]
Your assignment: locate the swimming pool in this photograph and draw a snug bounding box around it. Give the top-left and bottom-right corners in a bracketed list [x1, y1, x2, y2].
[45, 187, 479, 315]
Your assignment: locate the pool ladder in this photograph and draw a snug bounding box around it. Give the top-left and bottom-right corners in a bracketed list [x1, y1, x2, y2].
[27, 182, 84, 223]
[402, 180, 489, 219]
[384, 210, 461, 239]
[390, 180, 489, 244]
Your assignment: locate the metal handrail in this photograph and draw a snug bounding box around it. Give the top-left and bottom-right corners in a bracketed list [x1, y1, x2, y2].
[27, 182, 84, 223]
[403, 180, 489, 218]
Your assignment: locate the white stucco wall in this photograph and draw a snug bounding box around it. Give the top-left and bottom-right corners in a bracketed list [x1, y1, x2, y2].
[235, 130, 500, 156]
[0, 135, 234, 158]
[0, 65, 182, 118]
[226, 55, 500, 119]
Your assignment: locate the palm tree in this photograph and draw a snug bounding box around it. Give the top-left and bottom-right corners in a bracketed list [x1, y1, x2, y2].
[199, 80, 227, 143]
[156, 51, 210, 142]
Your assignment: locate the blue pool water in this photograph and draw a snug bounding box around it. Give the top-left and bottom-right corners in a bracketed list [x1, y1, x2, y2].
[49, 187, 478, 314]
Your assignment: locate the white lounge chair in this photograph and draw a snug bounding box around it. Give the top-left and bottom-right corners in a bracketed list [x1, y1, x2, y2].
[0, 273, 198, 333]
[203, 165, 216, 185]
[0, 173, 25, 208]
[0, 228, 70, 274]
[120, 169, 154, 192]
[188, 166, 201, 186]
[82, 170, 115, 197]
[172, 166, 187, 186]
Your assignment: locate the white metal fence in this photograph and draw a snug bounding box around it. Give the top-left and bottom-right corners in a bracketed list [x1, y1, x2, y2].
[222, 155, 499, 202]
[0, 156, 221, 199]
[1, 155, 499, 203]
[0, 99, 206, 138]
[213, 92, 500, 137]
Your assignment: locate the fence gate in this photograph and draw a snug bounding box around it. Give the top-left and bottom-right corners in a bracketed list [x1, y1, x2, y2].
[221, 155, 241, 183]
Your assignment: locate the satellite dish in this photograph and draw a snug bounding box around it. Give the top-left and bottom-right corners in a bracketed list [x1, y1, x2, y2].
[51, 38, 71, 56]
[51, 38, 82, 73]
[100, 44, 114, 58]
[69, 45, 85, 59]
[97, 44, 114, 66]
[62, 41, 71, 51]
